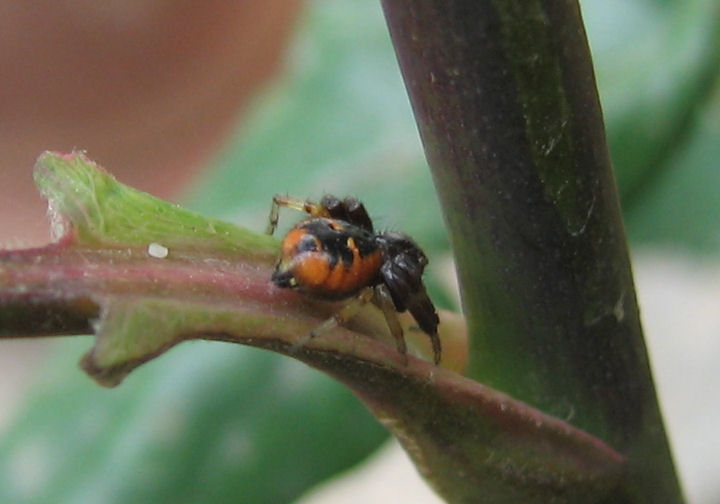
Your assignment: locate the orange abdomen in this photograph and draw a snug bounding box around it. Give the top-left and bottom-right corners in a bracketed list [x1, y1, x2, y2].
[293, 246, 383, 300]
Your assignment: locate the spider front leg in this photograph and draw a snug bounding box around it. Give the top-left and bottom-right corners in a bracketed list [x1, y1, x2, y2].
[265, 194, 331, 235]
[319, 195, 374, 232]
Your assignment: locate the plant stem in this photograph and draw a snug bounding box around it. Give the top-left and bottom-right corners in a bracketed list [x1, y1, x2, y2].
[382, 0, 684, 502]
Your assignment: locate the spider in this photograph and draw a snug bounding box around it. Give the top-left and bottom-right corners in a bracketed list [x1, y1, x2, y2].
[266, 194, 441, 364]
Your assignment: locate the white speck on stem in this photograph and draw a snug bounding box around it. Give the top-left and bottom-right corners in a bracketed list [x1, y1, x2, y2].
[147, 242, 169, 259]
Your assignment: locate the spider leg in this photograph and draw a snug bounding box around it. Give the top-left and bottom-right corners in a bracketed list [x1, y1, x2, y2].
[289, 288, 375, 354]
[320, 195, 374, 232]
[372, 284, 408, 364]
[378, 246, 442, 365]
[265, 194, 331, 235]
[406, 291, 441, 365]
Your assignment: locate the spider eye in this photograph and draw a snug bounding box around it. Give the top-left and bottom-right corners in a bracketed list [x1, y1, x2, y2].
[296, 234, 319, 253]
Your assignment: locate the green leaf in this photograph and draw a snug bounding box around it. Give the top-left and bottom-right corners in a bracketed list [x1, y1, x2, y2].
[624, 82, 720, 251]
[585, 0, 720, 211]
[34, 151, 276, 257]
[584, 0, 720, 252]
[0, 340, 386, 504]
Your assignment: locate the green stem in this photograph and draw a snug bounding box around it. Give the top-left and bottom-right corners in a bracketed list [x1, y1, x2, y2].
[382, 0, 684, 502]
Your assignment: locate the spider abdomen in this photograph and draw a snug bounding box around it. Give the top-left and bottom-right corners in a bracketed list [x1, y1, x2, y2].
[272, 218, 383, 300]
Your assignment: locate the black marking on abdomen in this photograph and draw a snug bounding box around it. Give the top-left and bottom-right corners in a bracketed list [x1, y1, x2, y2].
[299, 218, 379, 268]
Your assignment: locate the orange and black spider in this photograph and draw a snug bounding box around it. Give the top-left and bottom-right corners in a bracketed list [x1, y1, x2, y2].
[266, 194, 441, 364]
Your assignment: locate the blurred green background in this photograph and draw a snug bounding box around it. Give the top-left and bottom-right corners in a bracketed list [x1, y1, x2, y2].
[0, 0, 718, 503]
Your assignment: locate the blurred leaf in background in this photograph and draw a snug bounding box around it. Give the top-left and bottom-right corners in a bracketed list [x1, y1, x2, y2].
[0, 0, 718, 503]
[186, 2, 447, 256]
[583, 0, 720, 251]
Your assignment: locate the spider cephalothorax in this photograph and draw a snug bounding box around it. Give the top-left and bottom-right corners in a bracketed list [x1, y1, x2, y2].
[266, 194, 441, 364]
